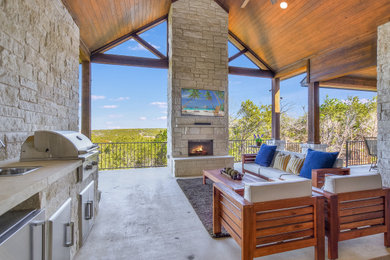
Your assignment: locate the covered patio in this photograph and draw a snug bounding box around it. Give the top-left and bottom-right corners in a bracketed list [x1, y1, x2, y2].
[74, 166, 388, 260]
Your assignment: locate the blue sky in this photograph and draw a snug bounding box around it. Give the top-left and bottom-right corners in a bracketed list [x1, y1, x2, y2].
[81, 21, 377, 130]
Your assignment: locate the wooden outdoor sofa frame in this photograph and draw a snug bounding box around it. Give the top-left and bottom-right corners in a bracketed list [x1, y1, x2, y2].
[241, 153, 350, 188]
[213, 182, 325, 260]
[312, 186, 390, 260]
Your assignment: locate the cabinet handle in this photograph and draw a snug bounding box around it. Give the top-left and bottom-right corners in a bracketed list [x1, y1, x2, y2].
[85, 200, 94, 220]
[30, 221, 45, 260]
[64, 222, 74, 247]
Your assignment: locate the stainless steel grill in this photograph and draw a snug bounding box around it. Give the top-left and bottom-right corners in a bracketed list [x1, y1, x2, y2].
[20, 130, 99, 181]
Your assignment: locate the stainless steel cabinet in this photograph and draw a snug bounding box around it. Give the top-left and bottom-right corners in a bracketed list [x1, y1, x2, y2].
[79, 181, 95, 245]
[48, 198, 73, 260]
[0, 209, 45, 260]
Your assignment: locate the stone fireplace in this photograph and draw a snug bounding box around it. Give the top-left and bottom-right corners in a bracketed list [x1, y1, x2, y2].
[167, 0, 234, 177]
[188, 140, 213, 156]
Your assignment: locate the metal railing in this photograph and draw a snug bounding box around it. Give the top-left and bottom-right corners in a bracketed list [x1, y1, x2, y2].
[285, 142, 302, 153]
[96, 140, 373, 170]
[228, 139, 260, 162]
[345, 140, 374, 167]
[96, 142, 167, 170]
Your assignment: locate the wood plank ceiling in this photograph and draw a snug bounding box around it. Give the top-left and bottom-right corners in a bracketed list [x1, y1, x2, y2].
[62, 0, 171, 52]
[63, 0, 390, 84]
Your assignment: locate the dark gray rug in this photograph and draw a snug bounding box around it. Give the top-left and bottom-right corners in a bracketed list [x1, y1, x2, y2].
[176, 178, 230, 238]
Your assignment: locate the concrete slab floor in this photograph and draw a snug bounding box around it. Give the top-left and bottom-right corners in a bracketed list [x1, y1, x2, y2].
[75, 167, 390, 260]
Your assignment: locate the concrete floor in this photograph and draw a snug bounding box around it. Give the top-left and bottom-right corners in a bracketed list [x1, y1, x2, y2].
[75, 165, 390, 260]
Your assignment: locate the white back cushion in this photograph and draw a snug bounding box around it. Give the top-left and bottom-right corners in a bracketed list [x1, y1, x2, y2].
[244, 179, 312, 203]
[323, 174, 382, 194]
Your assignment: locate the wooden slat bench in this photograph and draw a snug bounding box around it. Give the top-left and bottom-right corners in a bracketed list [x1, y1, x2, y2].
[213, 182, 325, 260]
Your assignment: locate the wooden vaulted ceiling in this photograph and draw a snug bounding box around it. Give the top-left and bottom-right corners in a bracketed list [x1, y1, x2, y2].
[63, 0, 390, 86]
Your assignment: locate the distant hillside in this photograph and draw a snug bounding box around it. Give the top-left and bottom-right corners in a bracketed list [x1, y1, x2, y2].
[92, 128, 166, 143]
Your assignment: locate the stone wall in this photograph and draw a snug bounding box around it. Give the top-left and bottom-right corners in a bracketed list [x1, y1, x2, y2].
[377, 21, 390, 186]
[167, 0, 229, 163]
[0, 0, 79, 161]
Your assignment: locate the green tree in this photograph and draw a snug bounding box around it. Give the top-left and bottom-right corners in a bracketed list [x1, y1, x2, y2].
[229, 100, 272, 140]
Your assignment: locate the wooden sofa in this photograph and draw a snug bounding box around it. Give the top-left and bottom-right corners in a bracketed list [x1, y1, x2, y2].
[242, 151, 349, 188]
[213, 180, 325, 260]
[313, 174, 390, 260]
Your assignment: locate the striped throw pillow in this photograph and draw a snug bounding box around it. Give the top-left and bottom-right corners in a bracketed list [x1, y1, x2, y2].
[273, 153, 291, 171]
[286, 156, 305, 175]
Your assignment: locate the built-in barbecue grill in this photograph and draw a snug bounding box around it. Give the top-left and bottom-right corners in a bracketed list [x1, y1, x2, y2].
[20, 130, 99, 181]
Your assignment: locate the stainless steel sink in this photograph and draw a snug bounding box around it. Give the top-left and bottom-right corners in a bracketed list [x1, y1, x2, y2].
[0, 167, 41, 177]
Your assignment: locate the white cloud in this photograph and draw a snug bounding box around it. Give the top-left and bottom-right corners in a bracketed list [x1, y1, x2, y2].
[108, 114, 123, 118]
[92, 95, 106, 100]
[128, 39, 160, 51]
[107, 126, 122, 129]
[103, 105, 118, 109]
[139, 117, 147, 121]
[116, 97, 130, 101]
[156, 116, 167, 120]
[150, 101, 167, 108]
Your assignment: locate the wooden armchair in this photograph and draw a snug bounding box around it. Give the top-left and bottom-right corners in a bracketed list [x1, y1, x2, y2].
[312, 174, 390, 260]
[213, 181, 325, 260]
[241, 153, 257, 175]
[311, 168, 350, 189]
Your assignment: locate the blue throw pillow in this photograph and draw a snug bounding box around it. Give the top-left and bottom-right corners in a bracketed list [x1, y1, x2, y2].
[299, 149, 339, 179]
[254, 144, 277, 167]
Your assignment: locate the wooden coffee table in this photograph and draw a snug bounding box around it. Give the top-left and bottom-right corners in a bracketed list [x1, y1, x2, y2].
[202, 168, 267, 196]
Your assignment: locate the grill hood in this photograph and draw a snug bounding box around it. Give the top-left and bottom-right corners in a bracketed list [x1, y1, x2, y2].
[20, 130, 98, 161]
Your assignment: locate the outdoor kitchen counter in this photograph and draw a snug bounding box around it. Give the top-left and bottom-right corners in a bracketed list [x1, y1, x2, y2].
[0, 160, 82, 216]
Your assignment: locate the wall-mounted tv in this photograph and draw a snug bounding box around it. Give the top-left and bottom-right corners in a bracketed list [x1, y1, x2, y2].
[181, 88, 225, 117]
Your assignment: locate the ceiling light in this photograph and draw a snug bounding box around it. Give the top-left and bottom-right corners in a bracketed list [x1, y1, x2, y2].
[280, 1, 288, 9]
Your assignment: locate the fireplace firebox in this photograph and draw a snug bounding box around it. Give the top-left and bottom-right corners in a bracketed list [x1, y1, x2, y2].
[188, 140, 213, 156]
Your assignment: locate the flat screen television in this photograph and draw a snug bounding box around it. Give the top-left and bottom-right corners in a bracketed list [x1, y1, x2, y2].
[181, 88, 225, 117]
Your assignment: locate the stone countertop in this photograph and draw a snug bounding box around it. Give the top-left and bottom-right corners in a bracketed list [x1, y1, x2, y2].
[0, 160, 82, 216]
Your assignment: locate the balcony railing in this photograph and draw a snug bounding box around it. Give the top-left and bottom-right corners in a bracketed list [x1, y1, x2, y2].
[95, 140, 373, 170]
[345, 140, 374, 167]
[96, 142, 167, 170]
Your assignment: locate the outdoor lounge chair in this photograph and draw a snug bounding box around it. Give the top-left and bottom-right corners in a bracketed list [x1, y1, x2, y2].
[313, 174, 390, 260]
[213, 180, 325, 260]
[363, 137, 378, 171]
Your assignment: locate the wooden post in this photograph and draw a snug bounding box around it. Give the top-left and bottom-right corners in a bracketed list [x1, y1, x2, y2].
[81, 60, 91, 139]
[308, 81, 320, 144]
[272, 78, 281, 140]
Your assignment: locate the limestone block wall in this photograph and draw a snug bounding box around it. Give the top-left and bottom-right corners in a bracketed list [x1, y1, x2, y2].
[377, 21, 390, 186]
[0, 0, 79, 161]
[167, 0, 229, 161]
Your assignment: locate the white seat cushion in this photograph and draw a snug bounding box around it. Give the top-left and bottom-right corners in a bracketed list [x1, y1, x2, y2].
[279, 174, 306, 181]
[259, 166, 286, 179]
[244, 179, 312, 203]
[323, 173, 382, 194]
[243, 163, 261, 175]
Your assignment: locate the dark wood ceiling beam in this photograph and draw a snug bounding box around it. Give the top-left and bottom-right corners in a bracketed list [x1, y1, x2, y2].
[320, 76, 377, 92]
[228, 31, 275, 74]
[228, 49, 247, 62]
[213, 0, 229, 13]
[91, 15, 168, 55]
[275, 60, 307, 80]
[132, 34, 166, 59]
[79, 39, 91, 62]
[228, 66, 273, 78]
[91, 53, 168, 69]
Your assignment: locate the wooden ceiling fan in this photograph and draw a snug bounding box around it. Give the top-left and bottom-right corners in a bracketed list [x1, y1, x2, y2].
[241, 0, 279, 8]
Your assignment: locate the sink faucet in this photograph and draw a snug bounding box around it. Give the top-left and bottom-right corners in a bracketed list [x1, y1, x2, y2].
[0, 140, 5, 149]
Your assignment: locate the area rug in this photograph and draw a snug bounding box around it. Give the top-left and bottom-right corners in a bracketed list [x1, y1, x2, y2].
[176, 178, 230, 238]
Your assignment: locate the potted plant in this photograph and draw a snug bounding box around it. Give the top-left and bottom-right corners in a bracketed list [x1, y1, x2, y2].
[254, 134, 263, 147]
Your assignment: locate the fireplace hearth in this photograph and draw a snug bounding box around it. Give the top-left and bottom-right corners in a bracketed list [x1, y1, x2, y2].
[188, 140, 213, 156]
